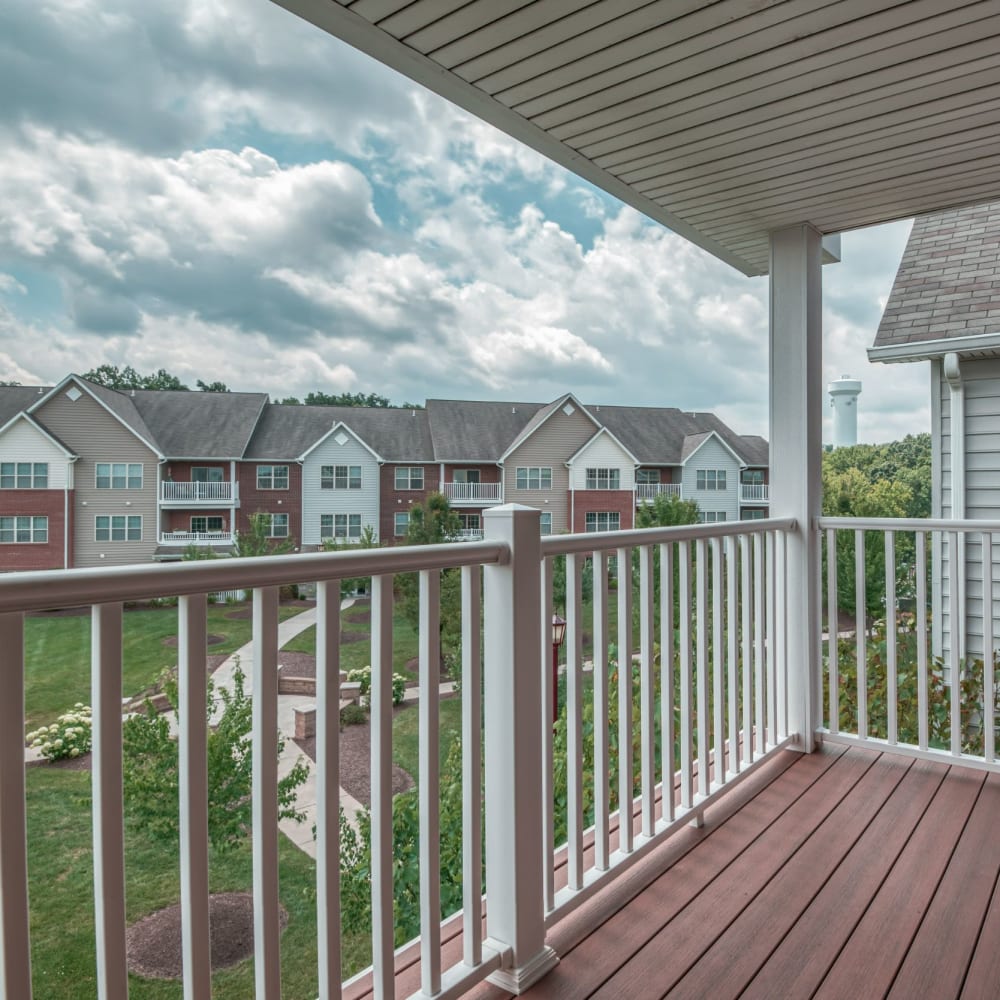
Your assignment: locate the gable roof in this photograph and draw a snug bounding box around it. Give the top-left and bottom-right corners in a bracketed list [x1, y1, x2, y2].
[681, 429, 745, 467]
[499, 393, 601, 461]
[870, 201, 1000, 363]
[244, 404, 434, 462]
[129, 389, 268, 458]
[30, 375, 164, 457]
[426, 398, 545, 462]
[0, 385, 51, 429]
[300, 420, 382, 462]
[0, 411, 77, 457]
[565, 425, 639, 466]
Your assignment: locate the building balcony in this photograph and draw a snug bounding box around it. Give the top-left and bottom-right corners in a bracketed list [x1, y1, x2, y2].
[635, 482, 682, 502]
[161, 481, 237, 505]
[740, 483, 770, 503]
[4, 514, 1000, 998]
[441, 481, 503, 505]
[456, 528, 484, 541]
[158, 530, 234, 545]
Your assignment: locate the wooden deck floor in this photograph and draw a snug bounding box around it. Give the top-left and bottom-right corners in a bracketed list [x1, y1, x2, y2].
[463, 743, 1000, 1000]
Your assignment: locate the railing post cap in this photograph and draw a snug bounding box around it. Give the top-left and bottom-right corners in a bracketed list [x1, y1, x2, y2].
[483, 504, 541, 518]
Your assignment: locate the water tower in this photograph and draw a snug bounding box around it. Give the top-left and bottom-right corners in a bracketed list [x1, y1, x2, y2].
[828, 374, 862, 448]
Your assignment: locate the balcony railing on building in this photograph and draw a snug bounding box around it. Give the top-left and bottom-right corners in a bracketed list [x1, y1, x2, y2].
[7, 511, 1000, 999]
[161, 481, 237, 504]
[441, 482, 503, 504]
[159, 530, 235, 545]
[740, 483, 770, 503]
[635, 483, 682, 502]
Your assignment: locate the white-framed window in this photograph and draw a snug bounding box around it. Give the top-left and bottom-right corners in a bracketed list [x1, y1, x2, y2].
[636, 469, 660, 485]
[458, 513, 481, 532]
[540, 512, 552, 535]
[261, 513, 289, 537]
[95, 515, 142, 541]
[741, 469, 765, 485]
[585, 511, 620, 532]
[0, 516, 48, 543]
[191, 516, 224, 533]
[0, 462, 49, 489]
[321, 464, 362, 490]
[698, 511, 727, 523]
[454, 469, 480, 483]
[95, 462, 142, 489]
[742, 509, 766, 520]
[696, 469, 726, 491]
[395, 467, 424, 490]
[394, 512, 410, 536]
[321, 513, 362, 539]
[257, 465, 289, 490]
[585, 467, 621, 490]
[516, 467, 552, 490]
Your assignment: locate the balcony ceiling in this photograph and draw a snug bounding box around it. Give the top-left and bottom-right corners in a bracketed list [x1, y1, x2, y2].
[273, 0, 1000, 276]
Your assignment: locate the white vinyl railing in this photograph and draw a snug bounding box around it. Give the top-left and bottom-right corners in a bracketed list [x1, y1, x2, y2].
[538, 516, 795, 923]
[161, 481, 236, 502]
[818, 516, 1000, 773]
[159, 531, 234, 545]
[635, 483, 682, 501]
[456, 528, 484, 541]
[740, 483, 770, 503]
[1, 509, 795, 1000]
[442, 482, 503, 503]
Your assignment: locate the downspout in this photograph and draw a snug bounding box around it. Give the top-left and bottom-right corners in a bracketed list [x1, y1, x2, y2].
[944, 352, 966, 661]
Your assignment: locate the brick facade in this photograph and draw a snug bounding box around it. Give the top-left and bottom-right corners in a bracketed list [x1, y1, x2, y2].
[163, 508, 233, 533]
[379, 463, 440, 543]
[572, 489, 635, 533]
[236, 461, 302, 549]
[0, 489, 71, 571]
[441, 463, 501, 483]
[162, 460, 232, 483]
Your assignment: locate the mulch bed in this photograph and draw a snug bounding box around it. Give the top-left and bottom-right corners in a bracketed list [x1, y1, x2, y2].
[343, 608, 371, 626]
[28, 751, 93, 772]
[294, 704, 415, 807]
[126, 892, 288, 980]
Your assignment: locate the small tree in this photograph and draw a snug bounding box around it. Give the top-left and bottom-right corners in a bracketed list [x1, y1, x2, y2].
[122, 663, 309, 852]
[233, 512, 295, 558]
[321, 524, 379, 598]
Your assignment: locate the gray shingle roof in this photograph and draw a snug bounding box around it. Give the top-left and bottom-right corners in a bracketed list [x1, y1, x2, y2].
[426, 399, 546, 462]
[80, 378, 161, 454]
[244, 404, 434, 461]
[0, 386, 52, 430]
[130, 389, 268, 458]
[873, 201, 1000, 352]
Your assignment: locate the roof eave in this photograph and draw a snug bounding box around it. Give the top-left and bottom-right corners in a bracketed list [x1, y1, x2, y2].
[868, 331, 1000, 364]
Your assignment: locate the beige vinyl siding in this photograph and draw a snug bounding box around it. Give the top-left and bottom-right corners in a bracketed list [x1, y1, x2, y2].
[936, 357, 1000, 663]
[568, 432, 636, 490]
[301, 431, 380, 546]
[0, 420, 72, 489]
[34, 388, 159, 567]
[682, 437, 741, 522]
[504, 407, 597, 534]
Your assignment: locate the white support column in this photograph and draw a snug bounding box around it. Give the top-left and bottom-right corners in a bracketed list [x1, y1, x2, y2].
[483, 504, 558, 993]
[770, 223, 823, 753]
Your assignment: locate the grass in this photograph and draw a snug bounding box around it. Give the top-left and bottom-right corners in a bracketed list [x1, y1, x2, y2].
[26, 767, 360, 999]
[281, 598, 421, 679]
[391, 697, 464, 779]
[25, 602, 305, 731]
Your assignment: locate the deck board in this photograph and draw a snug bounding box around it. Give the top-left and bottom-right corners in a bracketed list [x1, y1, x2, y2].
[374, 745, 1000, 1000]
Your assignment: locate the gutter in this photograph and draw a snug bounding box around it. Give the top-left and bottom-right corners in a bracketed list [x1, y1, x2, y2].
[868, 331, 1000, 365]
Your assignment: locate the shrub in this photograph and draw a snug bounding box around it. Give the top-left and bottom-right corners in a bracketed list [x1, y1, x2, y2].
[27, 704, 93, 761]
[347, 666, 407, 706]
[340, 703, 368, 727]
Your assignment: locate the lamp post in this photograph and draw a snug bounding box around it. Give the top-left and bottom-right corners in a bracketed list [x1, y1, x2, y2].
[551, 614, 566, 723]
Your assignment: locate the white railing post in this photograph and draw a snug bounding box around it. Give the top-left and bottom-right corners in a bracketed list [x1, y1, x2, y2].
[482, 504, 558, 992]
[770, 224, 823, 752]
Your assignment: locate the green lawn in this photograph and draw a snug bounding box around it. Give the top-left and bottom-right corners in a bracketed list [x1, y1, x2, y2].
[281, 599, 421, 679]
[391, 696, 464, 779]
[26, 767, 369, 999]
[25, 603, 305, 731]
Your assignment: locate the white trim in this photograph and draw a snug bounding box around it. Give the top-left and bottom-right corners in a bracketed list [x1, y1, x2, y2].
[564, 426, 640, 467]
[868, 331, 1000, 364]
[28, 375, 164, 458]
[681, 430, 745, 469]
[0, 412, 77, 457]
[298, 420, 383, 463]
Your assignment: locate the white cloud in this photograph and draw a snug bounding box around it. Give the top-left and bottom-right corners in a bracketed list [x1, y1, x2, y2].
[0, 274, 27, 296]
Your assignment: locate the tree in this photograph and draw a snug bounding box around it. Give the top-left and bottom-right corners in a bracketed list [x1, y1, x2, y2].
[82, 364, 189, 391]
[196, 379, 229, 392]
[320, 524, 379, 598]
[232, 512, 295, 558]
[276, 396, 301, 405]
[304, 390, 391, 407]
[122, 663, 309, 852]
[396, 493, 463, 675]
[634, 491, 700, 529]
[0, 379, 21, 386]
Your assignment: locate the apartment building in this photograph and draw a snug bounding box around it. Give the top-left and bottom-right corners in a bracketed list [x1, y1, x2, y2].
[0, 376, 768, 569]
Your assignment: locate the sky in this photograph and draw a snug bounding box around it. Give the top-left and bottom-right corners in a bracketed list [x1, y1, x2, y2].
[0, 0, 926, 444]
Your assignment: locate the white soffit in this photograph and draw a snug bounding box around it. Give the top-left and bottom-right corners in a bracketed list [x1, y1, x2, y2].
[273, 0, 1000, 277]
